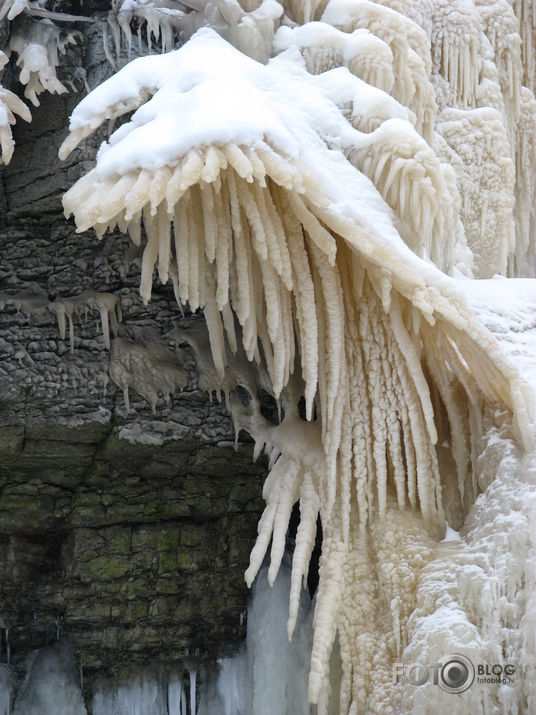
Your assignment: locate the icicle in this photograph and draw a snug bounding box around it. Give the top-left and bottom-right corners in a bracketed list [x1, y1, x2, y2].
[168, 674, 184, 715]
[189, 667, 197, 715]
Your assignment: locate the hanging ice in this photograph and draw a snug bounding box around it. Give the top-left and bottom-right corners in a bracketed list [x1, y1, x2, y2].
[0, 50, 31, 165]
[198, 560, 313, 715]
[0, 664, 15, 715]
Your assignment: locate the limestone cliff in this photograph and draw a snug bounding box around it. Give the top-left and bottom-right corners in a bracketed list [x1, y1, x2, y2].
[0, 13, 266, 703]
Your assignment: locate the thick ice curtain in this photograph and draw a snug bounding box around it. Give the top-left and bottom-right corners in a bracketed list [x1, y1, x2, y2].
[61, 138, 528, 709]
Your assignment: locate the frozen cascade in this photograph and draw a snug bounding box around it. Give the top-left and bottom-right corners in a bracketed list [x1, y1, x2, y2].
[189, 670, 197, 715]
[167, 674, 186, 715]
[11, 642, 87, 715]
[92, 675, 170, 715]
[198, 559, 315, 715]
[55, 17, 536, 712]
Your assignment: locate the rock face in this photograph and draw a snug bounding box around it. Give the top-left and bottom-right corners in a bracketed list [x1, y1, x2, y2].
[0, 16, 266, 704]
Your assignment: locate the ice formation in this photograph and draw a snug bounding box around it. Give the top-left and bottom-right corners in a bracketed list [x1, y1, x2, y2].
[106, 0, 283, 64]
[92, 666, 202, 714]
[49, 289, 122, 354]
[0, 665, 15, 715]
[8, 14, 81, 106]
[0, 290, 49, 316]
[11, 642, 87, 715]
[56, 1, 536, 713]
[0, 50, 31, 165]
[108, 330, 188, 412]
[0, 0, 29, 22]
[198, 561, 313, 715]
[93, 674, 175, 715]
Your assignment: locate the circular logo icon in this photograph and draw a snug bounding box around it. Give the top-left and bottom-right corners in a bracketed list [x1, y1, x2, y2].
[439, 654, 475, 694]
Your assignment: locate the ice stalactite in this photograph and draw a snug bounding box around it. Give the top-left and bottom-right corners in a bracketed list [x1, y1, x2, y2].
[107, 0, 284, 64]
[274, 24, 393, 89]
[0, 0, 29, 22]
[0, 50, 31, 165]
[326, 0, 536, 278]
[92, 667, 202, 715]
[508, 0, 536, 92]
[511, 87, 536, 275]
[167, 674, 187, 715]
[49, 290, 123, 354]
[8, 14, 81, 107]
[321, 0, 436, 141]
[168, 317, 269, 408]
[109, 0, 186, 60]
[92, 675, 172, 715]
[475, 0, 522, 135]
[429, 0, 481, 109]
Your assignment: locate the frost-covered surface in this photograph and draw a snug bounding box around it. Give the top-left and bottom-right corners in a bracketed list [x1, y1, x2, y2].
[398, 413, 536, 714]
[457, 277, 536, 426]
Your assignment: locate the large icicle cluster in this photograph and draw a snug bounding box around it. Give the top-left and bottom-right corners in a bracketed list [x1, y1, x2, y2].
[57, 3, 536, 713]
